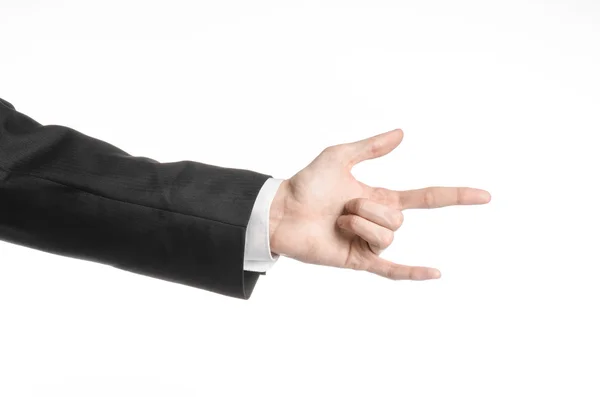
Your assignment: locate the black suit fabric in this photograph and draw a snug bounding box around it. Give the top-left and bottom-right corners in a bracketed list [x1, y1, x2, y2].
[0, 98, 270, 299]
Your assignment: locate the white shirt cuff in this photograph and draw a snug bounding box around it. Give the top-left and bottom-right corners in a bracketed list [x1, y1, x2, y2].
[243, 178, 285, 273]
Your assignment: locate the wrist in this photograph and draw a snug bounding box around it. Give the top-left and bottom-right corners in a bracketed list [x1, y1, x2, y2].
[269, 179, 291, 256]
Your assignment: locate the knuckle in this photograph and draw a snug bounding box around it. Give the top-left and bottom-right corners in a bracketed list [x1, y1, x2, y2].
[396, 195, 406, 210]
[457, 187, 467, 204]
[423, 188, 436, 208]
[320, 145, 339, 157]
[369, 139, 382, 157]
[409, 267, 418, 280]
[354, 198, 368, 214]
[371, 187, 387, 203]
[396, 211, 404, 227]
[386, 210, 404, 230]
[380, 232, 394, 248]
[354, 260, 369, 271]
[384, 264, 396, 279]
[362, 260, 373, 274]
[348, 215, 360, 229]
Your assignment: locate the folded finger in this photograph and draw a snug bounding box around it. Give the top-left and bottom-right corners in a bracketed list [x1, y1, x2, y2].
[344, 198, 403, 231]
[337, 214, 395, 253]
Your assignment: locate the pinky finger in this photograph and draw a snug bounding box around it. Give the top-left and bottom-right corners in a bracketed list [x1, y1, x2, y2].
[367, 257, 441, 281]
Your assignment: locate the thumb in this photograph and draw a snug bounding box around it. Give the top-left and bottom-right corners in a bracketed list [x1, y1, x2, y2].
[343, 129, 404, 167]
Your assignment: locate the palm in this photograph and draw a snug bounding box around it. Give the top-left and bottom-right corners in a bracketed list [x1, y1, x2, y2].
[276, 154, 367, 268]
[269, 129, 491, 280]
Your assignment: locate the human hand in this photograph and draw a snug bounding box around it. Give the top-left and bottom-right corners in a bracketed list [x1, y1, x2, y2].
[268, 129, 491, 280]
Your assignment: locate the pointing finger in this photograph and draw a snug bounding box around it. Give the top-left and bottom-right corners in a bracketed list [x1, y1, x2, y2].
[369, 186, 491, 210]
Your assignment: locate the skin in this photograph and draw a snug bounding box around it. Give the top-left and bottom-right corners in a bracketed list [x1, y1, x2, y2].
[268, 129, 491, 280]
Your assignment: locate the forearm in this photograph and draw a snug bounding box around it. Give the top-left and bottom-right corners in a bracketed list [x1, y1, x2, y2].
[0, 98, 270, 298]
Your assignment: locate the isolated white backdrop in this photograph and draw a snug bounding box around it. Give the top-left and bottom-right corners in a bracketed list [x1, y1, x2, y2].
[1, 1, 599, 396]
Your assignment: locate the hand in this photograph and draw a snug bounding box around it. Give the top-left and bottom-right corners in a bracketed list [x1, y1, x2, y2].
[268, 129, 491, 280]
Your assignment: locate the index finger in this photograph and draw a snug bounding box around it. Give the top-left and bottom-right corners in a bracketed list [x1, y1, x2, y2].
[370, 186, 491, 210]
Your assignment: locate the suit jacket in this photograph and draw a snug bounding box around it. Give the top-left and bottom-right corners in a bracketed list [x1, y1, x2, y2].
[0, 98, 271, 299]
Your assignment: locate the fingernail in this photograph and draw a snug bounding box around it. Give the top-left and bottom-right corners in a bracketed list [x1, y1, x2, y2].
[429, 269, 441, 279]
[478, 190, 492, 203]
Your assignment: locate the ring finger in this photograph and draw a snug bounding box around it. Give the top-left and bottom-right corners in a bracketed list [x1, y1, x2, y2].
[337, 214, 394, 255]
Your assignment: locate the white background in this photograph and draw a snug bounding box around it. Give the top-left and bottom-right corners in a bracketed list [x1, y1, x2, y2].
[1, 1, 599, 396]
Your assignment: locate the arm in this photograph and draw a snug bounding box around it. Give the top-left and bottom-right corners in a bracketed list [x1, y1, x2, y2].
[0, 98, 270, 299]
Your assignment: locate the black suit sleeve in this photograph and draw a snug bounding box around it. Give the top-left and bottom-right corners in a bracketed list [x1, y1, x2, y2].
[0, 98, 271, 299]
